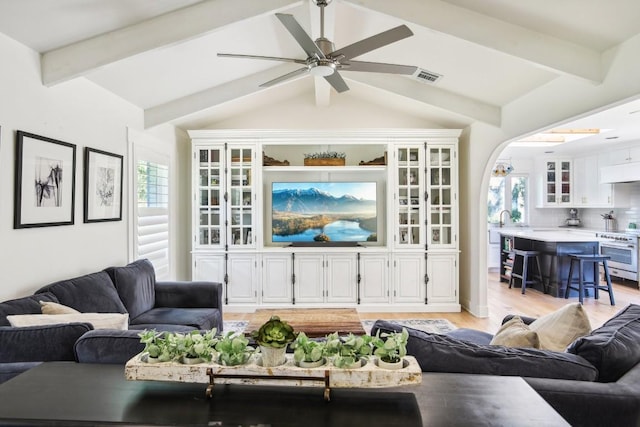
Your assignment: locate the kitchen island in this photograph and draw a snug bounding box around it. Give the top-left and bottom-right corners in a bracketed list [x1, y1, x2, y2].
[499, 229, 600, 297]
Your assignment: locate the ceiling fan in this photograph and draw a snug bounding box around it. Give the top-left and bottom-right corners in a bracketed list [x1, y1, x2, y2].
[217, 0, 418, 93]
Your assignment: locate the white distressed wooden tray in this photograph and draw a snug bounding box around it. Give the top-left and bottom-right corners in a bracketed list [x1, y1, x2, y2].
[125, 353, 422, 400]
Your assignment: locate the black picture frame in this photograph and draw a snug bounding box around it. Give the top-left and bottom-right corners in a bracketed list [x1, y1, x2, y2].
[83, 147, 123, 223]
[14, 131, 76, 228]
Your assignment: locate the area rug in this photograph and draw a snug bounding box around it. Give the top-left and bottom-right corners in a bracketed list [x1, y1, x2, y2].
[223, 319, 456, 335]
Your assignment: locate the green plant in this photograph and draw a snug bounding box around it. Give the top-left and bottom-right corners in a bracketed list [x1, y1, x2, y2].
[174, 329, 217, 362]
[251, 316, 297, 348]
[372, 328, 408, 363]
[291, 332, 325, 364]
[215, 332, 255, 366]
[303, 151, 346, 159]
[138, 330, 175, 362]
[325, 332, 373, 368]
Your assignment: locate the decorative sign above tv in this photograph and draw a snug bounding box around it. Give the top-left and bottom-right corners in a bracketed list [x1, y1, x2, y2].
[271, 182, 377, 244]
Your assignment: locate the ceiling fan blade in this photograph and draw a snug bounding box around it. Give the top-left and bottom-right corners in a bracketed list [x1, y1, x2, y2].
[218, 53, 306, 65]
[259, 67, 309, 88]
[276, 13, 325, 59]
[329, 25, 413, 61]
[324, 71, 349, 93]
[341, 60, 417, 75]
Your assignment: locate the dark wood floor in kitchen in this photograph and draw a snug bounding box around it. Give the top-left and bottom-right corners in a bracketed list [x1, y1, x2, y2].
[225, 273, 640, 334]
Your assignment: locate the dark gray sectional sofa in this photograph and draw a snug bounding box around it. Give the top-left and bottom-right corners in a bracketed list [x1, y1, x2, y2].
[0, 259, 223, 383]
[372, 303, 640, 427]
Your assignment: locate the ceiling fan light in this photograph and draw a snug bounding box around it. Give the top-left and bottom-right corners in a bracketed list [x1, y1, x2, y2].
[309, 62, 335, 77]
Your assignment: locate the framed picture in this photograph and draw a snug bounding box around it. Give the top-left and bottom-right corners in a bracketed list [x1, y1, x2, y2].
[83, 147, 123, 223]
[14, 131, 76, 228]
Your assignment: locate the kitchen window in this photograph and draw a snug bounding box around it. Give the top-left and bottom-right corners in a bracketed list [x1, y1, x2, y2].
[488, 174, 529, 225]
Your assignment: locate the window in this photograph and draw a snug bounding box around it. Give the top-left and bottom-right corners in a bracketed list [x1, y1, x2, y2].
[488, 174, 528, 225]
[135, 159, 170, 280]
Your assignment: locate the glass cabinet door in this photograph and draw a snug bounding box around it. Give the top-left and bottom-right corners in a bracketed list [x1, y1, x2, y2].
[396, 147, 422, 246]
[196, 147, 223, 247]
[428, 147, 453, 246]
[228, 147, 254, 247]
[560, 161, 571, 203]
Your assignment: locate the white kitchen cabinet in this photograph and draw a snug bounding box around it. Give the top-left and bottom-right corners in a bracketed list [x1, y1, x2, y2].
[573, 155, 613, 207]
[392, 253, 425, 303]
[261, 254, 292, 303]
[609, 146, 640, 165]
[537, 158, 572, 207]
[358, 253, 389, 304]
[427, 253, 458, 304]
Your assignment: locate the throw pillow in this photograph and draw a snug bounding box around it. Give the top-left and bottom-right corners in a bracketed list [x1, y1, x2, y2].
[490, 316, 540, 348]
[567, 303, 640, 382]
[40, 301, 80, 315]
[7, 313, 129, 330]
[529, 303, 591, 351]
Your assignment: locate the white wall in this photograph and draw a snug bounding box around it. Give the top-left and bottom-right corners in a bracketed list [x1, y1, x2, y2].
[0, 33, 184, 301]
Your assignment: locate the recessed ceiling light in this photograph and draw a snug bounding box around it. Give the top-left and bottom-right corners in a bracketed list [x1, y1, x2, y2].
[605, 136, 619, 140]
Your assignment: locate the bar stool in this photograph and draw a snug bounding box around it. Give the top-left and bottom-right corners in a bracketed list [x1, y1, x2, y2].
[509, 249, 544, 294]
[565, 254, 615, 305]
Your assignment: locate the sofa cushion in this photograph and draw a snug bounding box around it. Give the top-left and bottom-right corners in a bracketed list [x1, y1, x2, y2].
[372, 320, 598, 381]
[74, 329, 145, 364]
[0, 293, 59, 326]
[105, 259, 156, 320]
[490, 316, 540, 348]
[567, 303, 640, 382]
[35, 271, 127, 314]
[445, 328, 493, 345]
[0, 323, 92, 363]
[7, 313, 129, 330]
[129, 307, 221, 331]
[40, 301, 79, 315]
[529, 302, 592, 351]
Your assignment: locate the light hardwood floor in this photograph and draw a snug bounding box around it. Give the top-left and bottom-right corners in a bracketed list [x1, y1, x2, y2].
[226, 273, 640, 333]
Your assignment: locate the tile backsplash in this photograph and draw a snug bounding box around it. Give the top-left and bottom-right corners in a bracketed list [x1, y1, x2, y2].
[530, 182, 640, 231]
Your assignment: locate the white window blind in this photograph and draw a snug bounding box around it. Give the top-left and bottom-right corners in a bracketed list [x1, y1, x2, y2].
[136, 160, 170, 280]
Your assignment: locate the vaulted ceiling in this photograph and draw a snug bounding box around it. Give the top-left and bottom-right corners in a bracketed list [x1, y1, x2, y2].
[1, 0, 640, 140]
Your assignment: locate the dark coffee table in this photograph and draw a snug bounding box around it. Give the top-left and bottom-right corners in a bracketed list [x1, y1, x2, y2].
[0, 362, 569, 426]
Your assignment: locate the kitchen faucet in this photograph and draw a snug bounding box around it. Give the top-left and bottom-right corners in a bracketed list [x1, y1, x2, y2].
[499, 209, 512, 228]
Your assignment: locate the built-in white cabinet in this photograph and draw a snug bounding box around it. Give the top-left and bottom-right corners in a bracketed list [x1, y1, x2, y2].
[609, 146, 640, 165]
[190, 130, 460, 312]
[392, 253, 425, 303]
[427, 253, 458, 304]
[293, 254, 325, 303]
[226, 254, 258, 303]
[261, 254, 292, 303]
[358, 253, 389, 304]
[537, 158, 572, 207]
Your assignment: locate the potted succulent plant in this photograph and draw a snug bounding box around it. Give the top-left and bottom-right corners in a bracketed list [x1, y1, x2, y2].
[325, 332, 372, 369]
[138, 330, 175, 363]
[290, 332, 326, 368]
[251, 316, 297, 367]
[174, 329, 217, 364]
[372, 327, 409, 370]
[214, 332, 255, 366]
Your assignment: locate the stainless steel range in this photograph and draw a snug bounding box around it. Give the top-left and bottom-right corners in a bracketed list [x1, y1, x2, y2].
[597, 231, 639, 281]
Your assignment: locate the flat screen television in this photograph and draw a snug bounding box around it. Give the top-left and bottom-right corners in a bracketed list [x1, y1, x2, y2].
[271, 182, 377, 245]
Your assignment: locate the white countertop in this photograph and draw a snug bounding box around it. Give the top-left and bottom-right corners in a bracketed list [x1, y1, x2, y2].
[497, 228, 600, 243]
